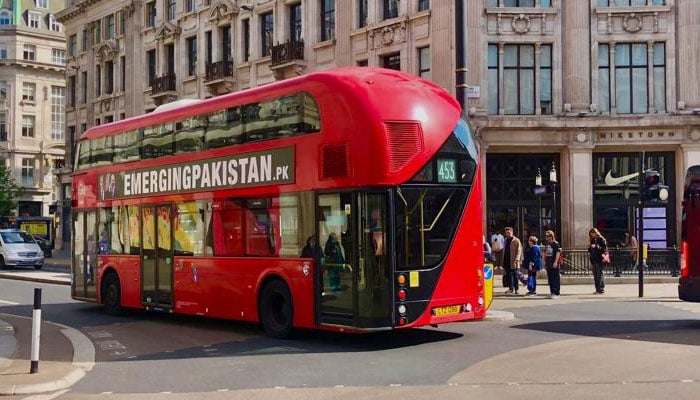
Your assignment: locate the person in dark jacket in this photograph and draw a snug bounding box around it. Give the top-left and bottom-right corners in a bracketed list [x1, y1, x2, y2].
[544, 230, 562, 298]
[588, 228, 608, 294]
[324, 232, 344, 292]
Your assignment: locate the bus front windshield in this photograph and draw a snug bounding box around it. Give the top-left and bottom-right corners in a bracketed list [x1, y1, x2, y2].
[395, 117, 477, 270]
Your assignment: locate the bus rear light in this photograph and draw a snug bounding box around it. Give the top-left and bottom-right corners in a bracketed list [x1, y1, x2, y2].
[463, 303, 472, 313]
[681, 240, 689, 278]
[399, 317, 407, 326]
[477, 297, 484, 306]
[398, 304, 407, 315]
[397, 274, 406, 285]
[398, 289, 407, 301]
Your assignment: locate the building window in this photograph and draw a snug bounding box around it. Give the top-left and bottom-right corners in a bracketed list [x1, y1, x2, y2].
[488, 43, 551, 115]
[119, 11, 126, 35]
[540, 44, 552, 114]
[95, 65, 102, 96]
[22, 116, 36, 138]
[261, 12, 273, 57]
[22, 82, 36, 102]
[221, 26, 231, 61]
[105, 61, 114, 94]
[418, 47, 430, 79]
[81, 71, 88, 103]
[68, 34, 77, 56]
[599, 42, 664, 114]
[52, 48, 66, 65]
[357, 59, 368, 66]
[382, 52, 400, 70]
[0, 80, 6, 100]
[418, 0, 430, 11]
[0, 11, 10, 25]
[0, 43, 6, 59]
[289, 3, 302, 42]
[22, 158, 35, 186]
[503, 0, 535, 5]
[243, 19, 250, 62]
[23, 44, 36, 61]
[358, 0, 368, 28]
[81, 29, 88, 51]
[186, 36, 197, 76]
[36, 0, 49, 9]
[0, 113, 6, 141]
[186, 0, 196, 13]
[652, 42, 666, 112]
[68, 75, 76, 107]
[51, 86, 65, 140]
[167, 0, 176, 21]
[321, 0, 335, 41]
[121, 56, 126, 91]
[146, 1, 156, 28]
[147, 49, 156, 85]
[94, 19, 101, 43]
[597, 0, 665, 6]
[28, 11, 40, 28]
[487, 44, 499, 115]
[49, 14, 61, 31]
[106, 14, 115, 39]
[383, 0, 398, 19]
[205, 31, 212, 64]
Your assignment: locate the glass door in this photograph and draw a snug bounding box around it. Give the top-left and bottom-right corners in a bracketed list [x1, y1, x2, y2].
[141, 205, 174, 307]
[72, 210, 98, 300]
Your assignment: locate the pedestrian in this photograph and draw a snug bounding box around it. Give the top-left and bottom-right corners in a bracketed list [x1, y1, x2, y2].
[302, 235, 326, 294]
[522, 236, 542, 296]
[623, 230, 638, 269]
[483, 235, 494, 263]
[588, 228, 608, 294]
[490, 229, 505, 271]
[544, 230, 562, 298]
[502, 227, 522, 294]
[324, 232, 344, 292]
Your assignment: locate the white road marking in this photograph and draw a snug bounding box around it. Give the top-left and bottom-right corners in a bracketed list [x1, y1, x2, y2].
[0, 299, 19, 305]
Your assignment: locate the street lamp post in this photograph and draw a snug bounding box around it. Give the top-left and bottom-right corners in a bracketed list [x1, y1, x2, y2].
[535, 168, 543, 240]
[550, 163, 557, 234]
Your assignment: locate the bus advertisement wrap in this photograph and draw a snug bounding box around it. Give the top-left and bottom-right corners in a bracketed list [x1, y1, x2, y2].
[98, 147, 295, 200]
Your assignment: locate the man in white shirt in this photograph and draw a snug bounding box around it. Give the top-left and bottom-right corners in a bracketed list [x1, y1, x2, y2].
[490, 230, 505, 270]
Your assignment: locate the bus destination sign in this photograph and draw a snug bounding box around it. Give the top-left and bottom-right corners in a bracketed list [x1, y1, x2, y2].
[98, 146, 295, 201]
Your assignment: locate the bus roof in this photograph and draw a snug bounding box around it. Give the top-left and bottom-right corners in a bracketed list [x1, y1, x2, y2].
[79, 67, 460, 141]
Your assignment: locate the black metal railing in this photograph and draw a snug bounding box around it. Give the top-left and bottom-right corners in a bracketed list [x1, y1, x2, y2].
[271, 40, 304, 66]
[560, 247, 680, 277]
[205, 60, 234, 81]
[151, 73, 176, 95]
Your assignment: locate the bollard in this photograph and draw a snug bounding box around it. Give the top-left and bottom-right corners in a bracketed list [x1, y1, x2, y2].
[30, 288, 41, 374]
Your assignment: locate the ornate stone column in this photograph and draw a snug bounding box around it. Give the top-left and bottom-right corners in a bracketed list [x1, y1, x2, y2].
[677, 0, 700, 109]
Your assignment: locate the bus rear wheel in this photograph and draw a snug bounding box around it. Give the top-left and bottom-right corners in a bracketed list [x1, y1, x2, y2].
[102, 272, 122, 315]
[259, 280, 294, 339]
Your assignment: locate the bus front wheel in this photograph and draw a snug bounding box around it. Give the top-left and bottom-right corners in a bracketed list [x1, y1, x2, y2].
[259, 280, 294, 339]
[102, 272, 122, 315]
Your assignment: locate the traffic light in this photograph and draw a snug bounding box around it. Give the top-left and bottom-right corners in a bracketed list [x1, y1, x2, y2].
[642, 170, 669, 202]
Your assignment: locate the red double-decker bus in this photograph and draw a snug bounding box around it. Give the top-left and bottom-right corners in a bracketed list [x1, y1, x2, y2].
[680, 165, 700, 302]
[71, 67, 484, 337]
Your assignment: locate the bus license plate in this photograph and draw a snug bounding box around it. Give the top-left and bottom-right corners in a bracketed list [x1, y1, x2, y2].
[433, 305, 461, 316]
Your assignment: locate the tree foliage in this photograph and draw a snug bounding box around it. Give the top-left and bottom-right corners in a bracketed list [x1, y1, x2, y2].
[0, 164, 23, 216]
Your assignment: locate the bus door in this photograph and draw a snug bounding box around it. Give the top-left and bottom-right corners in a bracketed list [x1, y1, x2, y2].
[141, 205, 174, 308]
[317, 192, 392, 328]
[72, 210, 98, 300]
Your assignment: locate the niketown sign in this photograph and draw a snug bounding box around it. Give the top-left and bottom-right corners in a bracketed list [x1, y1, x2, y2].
[604, 171, 640, 186]
[596, 130, 679, 142]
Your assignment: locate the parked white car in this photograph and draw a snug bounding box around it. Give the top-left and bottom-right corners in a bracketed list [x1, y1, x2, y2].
[0, 229, 44, 269]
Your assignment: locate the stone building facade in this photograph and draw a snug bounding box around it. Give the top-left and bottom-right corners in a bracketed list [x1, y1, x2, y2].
[0, 0, 66, 219]
[469, 0, 700, 249]
[55, 0, 700, 249]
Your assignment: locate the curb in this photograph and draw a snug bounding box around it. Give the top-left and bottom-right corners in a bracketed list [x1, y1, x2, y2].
[0, 315, 95, 396]
[0, 273, 71, 286]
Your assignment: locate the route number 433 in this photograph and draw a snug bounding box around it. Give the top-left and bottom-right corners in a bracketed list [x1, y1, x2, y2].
[437, 159, 457, 183]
